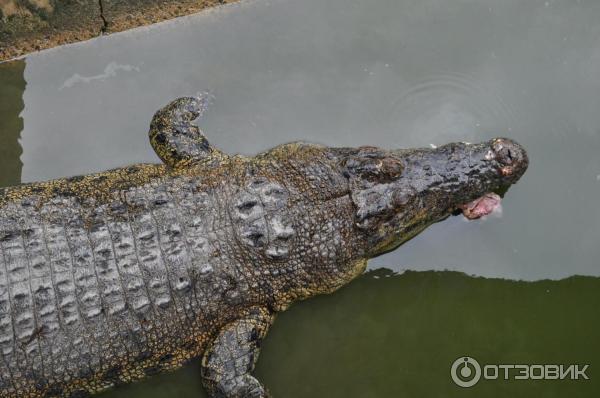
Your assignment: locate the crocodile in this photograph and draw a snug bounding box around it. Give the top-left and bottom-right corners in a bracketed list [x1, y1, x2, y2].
[0, 96, 528, 398]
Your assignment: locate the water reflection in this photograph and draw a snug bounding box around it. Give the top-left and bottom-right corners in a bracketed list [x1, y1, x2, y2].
[256, 269, 600, 397]
[0, 60, 25, 188]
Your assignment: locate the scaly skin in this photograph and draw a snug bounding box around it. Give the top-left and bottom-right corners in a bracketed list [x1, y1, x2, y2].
[0, 96, 528, 398]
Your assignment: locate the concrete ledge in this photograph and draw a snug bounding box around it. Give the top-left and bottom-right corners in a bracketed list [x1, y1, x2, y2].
[0, 0, 237, 61]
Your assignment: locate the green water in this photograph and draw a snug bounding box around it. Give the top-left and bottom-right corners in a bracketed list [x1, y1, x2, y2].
[0, 60, 24, 187]
[1, 0, 600, 396]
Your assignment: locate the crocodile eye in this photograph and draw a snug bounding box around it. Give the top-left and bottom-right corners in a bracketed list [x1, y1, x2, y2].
[344, 149, 403, 182]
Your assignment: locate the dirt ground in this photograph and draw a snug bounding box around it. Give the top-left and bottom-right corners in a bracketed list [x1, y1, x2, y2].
[0, 0, 238, 62]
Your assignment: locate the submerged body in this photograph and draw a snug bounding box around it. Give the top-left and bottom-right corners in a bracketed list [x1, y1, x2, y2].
[0, 97, 528, 397]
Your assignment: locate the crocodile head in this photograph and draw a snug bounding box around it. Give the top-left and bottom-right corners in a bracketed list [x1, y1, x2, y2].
[340, 137, 528, 257]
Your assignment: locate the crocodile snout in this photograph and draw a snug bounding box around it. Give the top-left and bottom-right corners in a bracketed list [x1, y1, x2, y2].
[489, 137, 529, 182]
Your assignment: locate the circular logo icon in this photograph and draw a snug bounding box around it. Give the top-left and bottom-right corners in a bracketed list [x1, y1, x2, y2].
[451, 356, 482, 388]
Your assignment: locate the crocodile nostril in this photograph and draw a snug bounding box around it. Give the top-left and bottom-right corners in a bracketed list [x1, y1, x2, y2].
[506, 148, 514, 163]
[493, 139, 517, 166]
[490, 137, 529, 180]
[498, 147, 513, 165]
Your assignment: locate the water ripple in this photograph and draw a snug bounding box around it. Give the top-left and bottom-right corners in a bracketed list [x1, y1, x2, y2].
[386, 71, 519, 142]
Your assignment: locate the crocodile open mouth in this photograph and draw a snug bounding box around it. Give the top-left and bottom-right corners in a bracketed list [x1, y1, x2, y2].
[459, 192, 502, 220]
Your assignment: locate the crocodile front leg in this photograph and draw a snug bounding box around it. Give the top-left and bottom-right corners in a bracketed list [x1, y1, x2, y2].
[201, 307, 275, 398]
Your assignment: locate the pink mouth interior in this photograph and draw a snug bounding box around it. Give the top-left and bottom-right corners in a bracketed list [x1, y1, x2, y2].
[459, 192, 502, 220]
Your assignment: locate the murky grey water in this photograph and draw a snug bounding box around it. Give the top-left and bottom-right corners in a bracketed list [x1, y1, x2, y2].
[1, 0, 599, 396]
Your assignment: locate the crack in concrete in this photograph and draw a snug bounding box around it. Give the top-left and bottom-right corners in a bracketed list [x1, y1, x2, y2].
[98, 0, 108, 34]
[0, 0, 240, 61]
